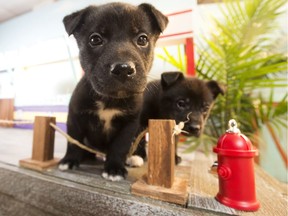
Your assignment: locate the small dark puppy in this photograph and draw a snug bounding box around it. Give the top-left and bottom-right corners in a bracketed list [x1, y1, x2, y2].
[127, 72, 224, 167]
[59, 3, 168, 181]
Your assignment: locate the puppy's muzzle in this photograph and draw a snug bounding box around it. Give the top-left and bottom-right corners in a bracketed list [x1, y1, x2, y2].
[183, 122, 201, 137]
[187, 123, 201, 134]
[110, 62, 136, 80]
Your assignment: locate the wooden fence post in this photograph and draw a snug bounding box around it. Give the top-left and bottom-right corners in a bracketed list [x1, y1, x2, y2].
[0, 99, 14, 127]
[131, 119, 189, 205]
[19, 116, 59, 171]
[147, 119, 175, 188]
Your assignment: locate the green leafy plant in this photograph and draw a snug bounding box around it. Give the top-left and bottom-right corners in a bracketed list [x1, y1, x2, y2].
[156, 46, 187, 73]
[157, 0, 287, 158]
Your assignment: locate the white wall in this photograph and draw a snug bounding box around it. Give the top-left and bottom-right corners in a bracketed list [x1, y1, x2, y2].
[0, 0, 196, 52]
[0, 0, 195, 106]
[0, 0, 195, 103]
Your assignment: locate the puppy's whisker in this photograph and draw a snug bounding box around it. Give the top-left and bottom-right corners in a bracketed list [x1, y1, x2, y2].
[184, 112, 193, 123]
[144, 82, 159, 96]
[146, 74, 160, 81]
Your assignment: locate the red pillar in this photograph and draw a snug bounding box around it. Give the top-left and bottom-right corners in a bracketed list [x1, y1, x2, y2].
[185, 37, 195, 76]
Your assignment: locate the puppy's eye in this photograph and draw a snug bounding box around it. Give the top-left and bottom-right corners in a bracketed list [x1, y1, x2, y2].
[177, 99, 186, 110]
[89, 33, 103, 47]
[137, 34, 149, 47]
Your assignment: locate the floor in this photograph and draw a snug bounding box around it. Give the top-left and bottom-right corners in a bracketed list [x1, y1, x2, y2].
[0, 127, 66, 165]
[1, 127, 287, 216]
[0, 127, 212, 216]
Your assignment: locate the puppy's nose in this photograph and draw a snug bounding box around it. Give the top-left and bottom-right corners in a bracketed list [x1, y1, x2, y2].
[187, 124, 201, 133]
[110, 62, 136, 78]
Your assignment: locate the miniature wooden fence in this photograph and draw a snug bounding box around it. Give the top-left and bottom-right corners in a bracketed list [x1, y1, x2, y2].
[18, 116, 189, 205]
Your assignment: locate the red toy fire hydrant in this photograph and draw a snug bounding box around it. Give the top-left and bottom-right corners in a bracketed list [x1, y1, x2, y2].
[213, 119, 260, 211]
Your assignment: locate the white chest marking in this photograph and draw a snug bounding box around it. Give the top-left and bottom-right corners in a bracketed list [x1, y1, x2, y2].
[96, 102, 123, 132]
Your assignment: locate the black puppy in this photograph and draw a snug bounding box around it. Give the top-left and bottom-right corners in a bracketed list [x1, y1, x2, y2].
[59, 3, 168, 181]
[127, 72, 224, 167]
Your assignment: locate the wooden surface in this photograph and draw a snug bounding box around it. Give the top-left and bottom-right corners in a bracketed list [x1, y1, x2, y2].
[188, 152, 288, 216]
[0, 127, 287, 215]
[0, 161, 213, 216]
[0, 163, 168, 216]
[0, 98, 14, 127]
[147, 119, 175, 187]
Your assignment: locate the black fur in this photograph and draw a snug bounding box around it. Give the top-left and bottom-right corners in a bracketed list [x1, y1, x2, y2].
[134, 72, 224, 164]
[59, 3, 168, 179]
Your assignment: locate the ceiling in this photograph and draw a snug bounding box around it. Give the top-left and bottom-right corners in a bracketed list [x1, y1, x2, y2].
[0, 0, 219, 23]
[0, 0, 56, 23]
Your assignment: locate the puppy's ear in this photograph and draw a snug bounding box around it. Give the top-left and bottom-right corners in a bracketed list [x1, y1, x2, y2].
[206, 80, 225, 99]
[63, 6, 93, 36]
[161, 72, 184, 89]
[138, 4, 168, 33]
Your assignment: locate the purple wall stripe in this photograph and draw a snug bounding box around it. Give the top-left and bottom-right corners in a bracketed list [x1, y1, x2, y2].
[14, 105, 68, 112]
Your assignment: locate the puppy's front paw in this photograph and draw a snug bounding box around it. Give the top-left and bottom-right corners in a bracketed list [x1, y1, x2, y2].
[126, 155, 144, 167]
[102, 162, 127, 181]
[102, 172, 124, 181]
[58, 158, 79, 171]
[58, 163, 70, 171]
[175, 155, 182, 165]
